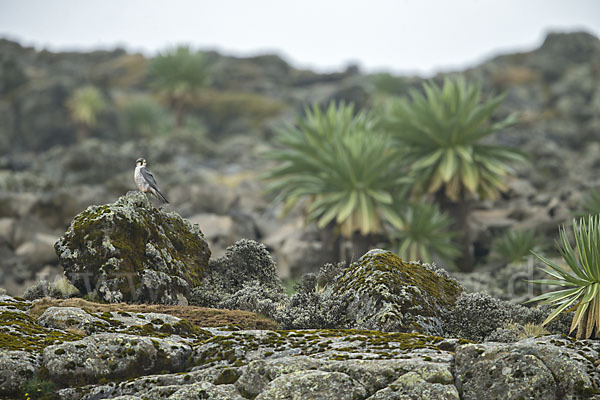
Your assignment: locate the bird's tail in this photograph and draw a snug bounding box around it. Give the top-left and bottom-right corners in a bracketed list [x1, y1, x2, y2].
[153, 188, 169, 204]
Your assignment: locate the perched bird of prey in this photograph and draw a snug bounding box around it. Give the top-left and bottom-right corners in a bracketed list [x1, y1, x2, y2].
[134, 158, 169, 204]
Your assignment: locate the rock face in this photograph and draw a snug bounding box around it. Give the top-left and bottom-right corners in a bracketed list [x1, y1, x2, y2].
[55, 191, 210, 304]
[333, 249, 463, 335]
[0, 296, 599, 399]
[454, 336, 599, 400]
[0, 350, 39, 395]
[43, 333, 192, 385]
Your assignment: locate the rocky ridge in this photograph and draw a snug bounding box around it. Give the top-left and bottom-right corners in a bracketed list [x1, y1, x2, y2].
[0, 294, 598, 399]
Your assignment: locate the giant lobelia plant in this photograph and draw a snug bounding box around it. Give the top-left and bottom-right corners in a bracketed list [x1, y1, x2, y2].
[148, 46, 211, 128]
[384, 77, 527, 271]
[263, 102, 409, 258]
[528, 215, 600, 339]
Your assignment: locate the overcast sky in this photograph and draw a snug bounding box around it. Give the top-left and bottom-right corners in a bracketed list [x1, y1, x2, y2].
[1, 0, 599, 75]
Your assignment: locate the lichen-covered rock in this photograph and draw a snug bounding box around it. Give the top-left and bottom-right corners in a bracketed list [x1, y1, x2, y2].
[37, 306, 110, 334]
[55, 191, 210, 304]
[189, 239, 285, 316]
[454, 336, 598, 400]
[193, 328, 460, 371]
[167, 382, 244, 400]
[0, 302, 84, 353]
[255, 370, 367, 400]
[0, 350, 39, 395]
[42, 333, 192, 385]
[236, 356, 325, 397]
[58, 366, 241, 399]
[368, 363, 459, 399]
[332, 249, 463, 335]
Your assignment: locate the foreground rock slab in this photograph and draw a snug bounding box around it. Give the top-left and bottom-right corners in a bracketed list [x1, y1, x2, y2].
[1, 296, 600, 399]
[454, 336, 600, 399]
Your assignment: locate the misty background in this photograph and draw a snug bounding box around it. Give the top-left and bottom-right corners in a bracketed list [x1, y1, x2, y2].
[1, 0, 599, 74]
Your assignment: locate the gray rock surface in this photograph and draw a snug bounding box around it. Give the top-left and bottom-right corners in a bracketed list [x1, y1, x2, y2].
[332, 249, 463, 334]
[0, 296, 598, 399]
[42, 332, 192, 384]
[454, 336, 599, 400]
[55, 191, 210, 304]
[0, 351, 39, 395]
[255, 369, 367, 400]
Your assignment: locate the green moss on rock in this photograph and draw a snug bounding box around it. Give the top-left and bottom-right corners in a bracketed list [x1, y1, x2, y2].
[332, 249, 463, 335]
[0, 311, 84, 352]
[55, 191, 211, 304]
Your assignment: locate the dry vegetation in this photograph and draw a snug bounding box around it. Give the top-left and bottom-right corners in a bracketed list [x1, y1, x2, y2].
[27, 297, 278, 330]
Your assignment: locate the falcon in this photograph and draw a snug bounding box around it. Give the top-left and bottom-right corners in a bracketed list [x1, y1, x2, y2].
[134, 158, 169, 204]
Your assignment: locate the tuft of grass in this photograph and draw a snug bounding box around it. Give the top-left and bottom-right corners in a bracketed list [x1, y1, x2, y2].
[20, 377, 58, 400]
[27, 297, 277, 330]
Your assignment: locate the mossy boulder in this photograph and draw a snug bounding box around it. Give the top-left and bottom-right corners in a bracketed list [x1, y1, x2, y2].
[454, 336, 599, 399]
[332, 249, 463, 335]
[55, 191, 210, 304]
[42, 333, 192, 386]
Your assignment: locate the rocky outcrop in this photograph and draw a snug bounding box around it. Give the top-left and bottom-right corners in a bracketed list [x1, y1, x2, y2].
[55, 191, 210, 304]
[272, 250, 464, 334]
[43, 333, 192, 385]
[0, 295, 597, 399]
[333, 249, 463, 335]
[454, 336, 599, 399]
[0, 350, 39, 396]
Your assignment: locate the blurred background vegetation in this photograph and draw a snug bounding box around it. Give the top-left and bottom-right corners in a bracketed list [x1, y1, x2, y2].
[1, 30, 599, 298]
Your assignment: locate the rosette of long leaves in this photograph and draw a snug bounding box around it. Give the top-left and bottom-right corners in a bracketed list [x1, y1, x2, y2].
[491, 229, 546, 265]
[148, 46, 211, 127]
[67, 86, 106, 129]
[263, 102, 409, 238]
[391, 202, 460, 267]
[384, 77, 527, 201]
[528, 215, 600, 339]
[578, 189, 600, 216]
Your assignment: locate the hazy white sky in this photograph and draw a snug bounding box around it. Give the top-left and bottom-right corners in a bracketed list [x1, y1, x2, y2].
[1, 0, 599, 75]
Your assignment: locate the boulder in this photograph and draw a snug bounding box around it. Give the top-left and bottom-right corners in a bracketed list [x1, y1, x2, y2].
[43, 332, 192, 385]
[55, 191, 210, 304]
[15, 233, 58, 268]
[0, 350, 39, 395]
[454, 336, 598, 399]
[167, 382, 244, 400]
[255, 370, 367, 400]
[332, 249, 463, 335]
